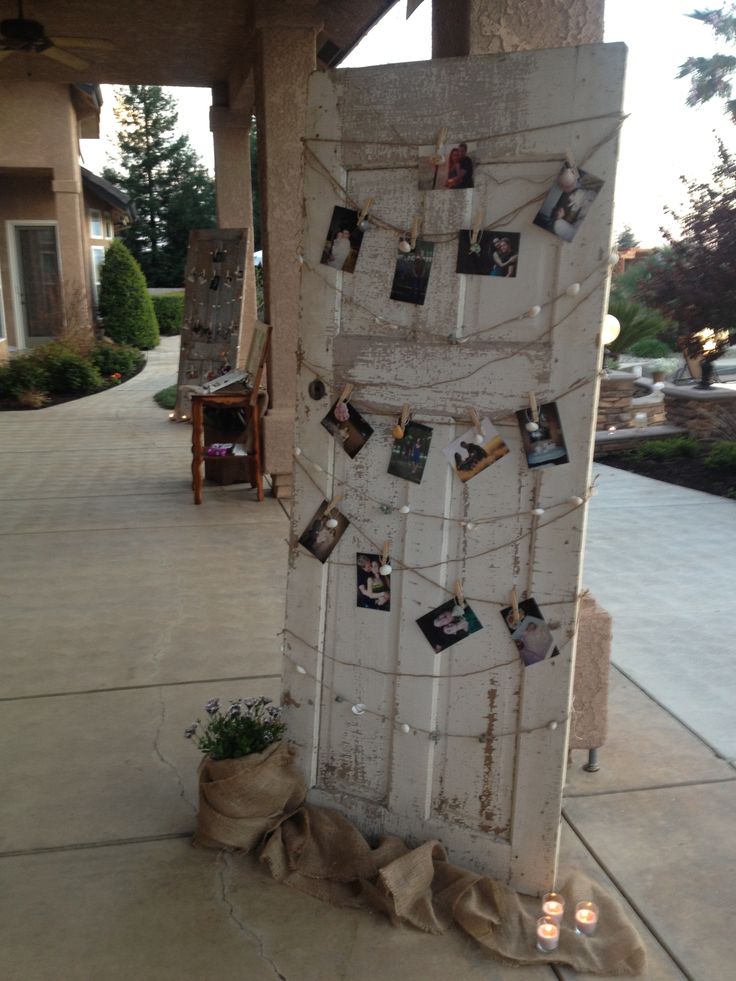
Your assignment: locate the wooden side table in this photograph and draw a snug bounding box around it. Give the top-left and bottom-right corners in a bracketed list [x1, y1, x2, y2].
[191, 388, 265, 504]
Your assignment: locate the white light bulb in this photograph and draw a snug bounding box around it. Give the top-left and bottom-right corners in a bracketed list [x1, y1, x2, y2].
[296, 665, 307, 675]
[527, 305, 541, 318]
[168, 412, 175, 419]
[652, 381, 666, 391]
[565, 282, 581, 297]
[474, 432, 485, 445]
[602, 314, 621, 345]
[548, 720, 559, 731]
[399, 504, 411, 514]
[532, 507, 545, 516]
[607, 425, 617, 434]
[294, 447, 302, 456]
[297, 253, 304, 265]
[398, 239, 412, 254]
[181, 415, 188, 421]
[359, 219, 370, 232]
[569, 495, 584, 506]
[351, 703, 366, 716]
[379, 563, 392, 576]
[325, 517, 338, 529]
[608, 249, 620, 266]
[400, 723, 411, 734]
[465, 521, 475, 531]
[525, 421, 539, 433]
[313, 464, 323, 473]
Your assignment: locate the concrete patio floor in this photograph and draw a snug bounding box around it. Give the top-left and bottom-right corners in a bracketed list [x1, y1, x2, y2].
[1, 337, 734, 980]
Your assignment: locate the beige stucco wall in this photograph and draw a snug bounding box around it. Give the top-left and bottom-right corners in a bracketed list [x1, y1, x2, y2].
[0, 81, 91, 350]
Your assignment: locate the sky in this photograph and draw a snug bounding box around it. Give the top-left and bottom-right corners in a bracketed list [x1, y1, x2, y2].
[81, 0, 736, 247]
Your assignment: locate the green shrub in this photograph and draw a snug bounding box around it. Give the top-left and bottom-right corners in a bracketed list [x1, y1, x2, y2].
[99, 240, 160, 349]
[704, 441, 736, 471]
[625, 436, 699, 463]
[90, 343, 144, 378]
[151, 293, 184, 335]
[627, 338, 673, 359]
[0, 355, 49, 398]
[607, 298, 673, 355]
[154, 384, 178, 410]
[34, 344, 103, 395]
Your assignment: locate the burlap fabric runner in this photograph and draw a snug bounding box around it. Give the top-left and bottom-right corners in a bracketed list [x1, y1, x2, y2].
[195, 745, 645, 975]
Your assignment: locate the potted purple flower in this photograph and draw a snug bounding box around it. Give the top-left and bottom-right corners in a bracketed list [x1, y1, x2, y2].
[186, 697, 305, 850]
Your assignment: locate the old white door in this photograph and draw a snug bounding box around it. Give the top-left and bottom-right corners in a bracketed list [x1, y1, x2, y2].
[282, 45, 625, 895]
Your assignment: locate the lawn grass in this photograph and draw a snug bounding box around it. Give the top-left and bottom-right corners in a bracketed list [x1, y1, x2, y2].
[154, 384, 177, 410]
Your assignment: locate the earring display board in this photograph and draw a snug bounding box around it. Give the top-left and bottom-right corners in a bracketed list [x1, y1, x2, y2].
[173, 228, 250, 421]
[282, 46, 626, 895]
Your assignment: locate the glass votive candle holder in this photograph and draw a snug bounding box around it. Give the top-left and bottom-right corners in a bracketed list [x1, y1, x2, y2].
[541, 891, 565, 924]
[536, 915, 560, 952]
[575, 900, 599, 936]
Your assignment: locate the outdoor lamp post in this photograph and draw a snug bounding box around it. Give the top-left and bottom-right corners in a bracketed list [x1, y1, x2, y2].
[688, 327, 731, 389]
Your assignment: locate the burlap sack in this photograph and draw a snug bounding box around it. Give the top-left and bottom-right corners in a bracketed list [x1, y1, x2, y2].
[193, 741, 306, 851]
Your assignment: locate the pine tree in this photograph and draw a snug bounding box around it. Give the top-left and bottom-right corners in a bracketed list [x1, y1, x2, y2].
[615, 225, 639, 250]
[103, 85, 216, 287]
[99, 240, 160, 349]
[678, 5, 736, 121]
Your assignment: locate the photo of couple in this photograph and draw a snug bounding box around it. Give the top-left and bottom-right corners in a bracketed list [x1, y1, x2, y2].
[319, 205, 365, 273]
[456, 230, 520, 278]
[356, 553, 391, 612]
[533, 165, 604, 243]
[417, 598, 483, 653]
[500, 598, 559, 667]
[418, 142, 474, 191]
[442, 418, 509, 483]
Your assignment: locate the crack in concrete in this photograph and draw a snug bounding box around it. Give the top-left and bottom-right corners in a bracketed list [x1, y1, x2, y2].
[217, 852, 287, 980]
[152, 688, 196, 813]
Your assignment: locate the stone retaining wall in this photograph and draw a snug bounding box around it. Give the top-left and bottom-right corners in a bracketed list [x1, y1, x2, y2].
[597, 373, 666, 431]
[663, 385, 736, 440]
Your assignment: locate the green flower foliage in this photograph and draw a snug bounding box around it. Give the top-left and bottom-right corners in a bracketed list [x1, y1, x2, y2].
[185, 697, 286, 760]
[98, 240, 160, 349]
[627, 338, 674, 358]
[90, 342, 145, 378]
[0, 356, 49, 398]
[34, 344, 104, 395]
[151, 293, 184, 335]
[704, 440, 736, 469]
[624, 437, 700, 463]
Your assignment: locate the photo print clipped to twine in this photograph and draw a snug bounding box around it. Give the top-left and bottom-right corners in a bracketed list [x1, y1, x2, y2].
[321, 398, 374, 459]
[533, 164, 605, 243]
[456, 230, 520, 279]
[418, 140, 474, 191]
[442, 417, 510, 484]
[390, 238, 435, 305]
[500, 598, 560, 668]
[387, 420, 433, 485]
[515, 401, 569, 469]
[299, 500, 350, 564]
[320, 205, 365, 273]
[416, 598, 484, 654]
[356, 553, 391, 612]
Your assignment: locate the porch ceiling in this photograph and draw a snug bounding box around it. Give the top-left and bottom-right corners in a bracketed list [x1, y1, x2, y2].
[0, 0, 400, 88]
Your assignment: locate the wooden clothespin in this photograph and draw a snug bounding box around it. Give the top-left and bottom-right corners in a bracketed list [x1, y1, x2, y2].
[393, 404, 411, 440]
[323, 494, 342, 517]
[564, 146, 579, 177]
[430, 127, 448, 164]
[358, 197, 374, 224]
[410, 215, 420, 251]
[469, 407, 485, 444]
[529, 391, 539, 423]
[453, 579, 466, 615]
[338, 383, 354, 405]
[508, 586, 521, 628]
[469, 212, 483, 250]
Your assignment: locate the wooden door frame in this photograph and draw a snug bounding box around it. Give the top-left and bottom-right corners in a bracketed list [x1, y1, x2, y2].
[6, 219, 61, 350]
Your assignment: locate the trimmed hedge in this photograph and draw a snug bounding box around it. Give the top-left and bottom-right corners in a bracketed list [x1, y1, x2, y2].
[90, 342, 145, 378]
[0, 356, 48, 398]
[99, 240, 160, 349]
[151, 293, 184, 335]
[627, 338, 673, 359]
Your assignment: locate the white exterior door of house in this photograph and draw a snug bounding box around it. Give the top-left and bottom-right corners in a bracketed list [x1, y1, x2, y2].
[9, 222, 62, 346]
[282, 45, 625, 895]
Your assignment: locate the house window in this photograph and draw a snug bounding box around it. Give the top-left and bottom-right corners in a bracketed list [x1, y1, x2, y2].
[104, 212, 114, 239]
[90, 245, 106, 305]
[89, 209, 103, 239]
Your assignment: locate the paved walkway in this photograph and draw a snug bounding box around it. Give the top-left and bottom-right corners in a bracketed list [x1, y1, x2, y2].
[1, 342, 733, 979]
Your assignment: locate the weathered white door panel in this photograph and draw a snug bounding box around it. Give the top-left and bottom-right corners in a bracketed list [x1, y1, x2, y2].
[282, 46, 625, 894]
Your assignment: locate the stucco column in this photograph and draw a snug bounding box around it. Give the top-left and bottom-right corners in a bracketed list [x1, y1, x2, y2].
[433, 0, 604, 56]
[255, 21, 318, 498]
[52, 174, 89, 325]
[209, 104, 258, 368]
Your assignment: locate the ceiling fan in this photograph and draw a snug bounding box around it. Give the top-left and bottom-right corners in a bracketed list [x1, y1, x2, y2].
[0, 1, 115, 69]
